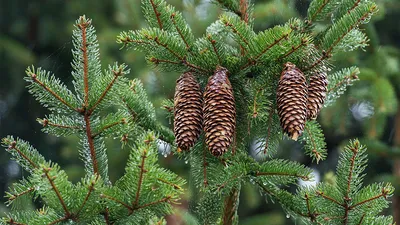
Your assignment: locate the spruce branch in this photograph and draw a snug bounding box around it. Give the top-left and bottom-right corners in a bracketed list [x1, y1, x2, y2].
[76, 175, 99, 217]
[47, 216, 69, 225]
[83, 112, 99, 175]
[6, 140, 38, 169]
[91, 118, 126, 139]
[222, 188, 240, 225]
[149, 0, 163, 29]
[133, 147, 149, 207]
[39, 118, 82, 130]
[208, 34, 222, 65]
[77, 17, 91, 109]
[25, 67, 79, 113]
[100, 194, 133, 212]
[42, 167, 71, 219]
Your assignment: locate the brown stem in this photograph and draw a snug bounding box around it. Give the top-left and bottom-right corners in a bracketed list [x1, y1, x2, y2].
[133, 149, 148, 207]
[349, 191, 389, 210]
[8, 187, 35, 201]
[328, 71, 358, 93]
[222, 188, 240, 225]
[306, 5, 376, 71]
[100, 194, 133, 212]
[103, 208, 112, 225]
[305, 125, 322, 163]
[43, 167, 70, 217]
[309, 0, 332, 23]
[208, 35, 222, 65]
[151, 36, 183, 60]
[7, 141, 38, 169]
[41, 119, 82, 130]
[7, 218, 27, 225]
[348, 0, 361, 14]
[239, 0, 249, 23]
[76, 176, 98, 217]
[316, 191, 344, 207]
[216, 175, 242, 192]
[29, 74, 78, 113]
[47, 216, 68, 225]
[84, 113, 99, 175]
[150, 0, 163, 29]
[78, 20, 90, 108]
[88, 71, 121, 114]
[131, 196, 171, 213]
[223, 20, 250, 47]
[278, 38, 309, 61]
[157, 178, 183, 190]
[305, 193, 317, 222]
[357, 214, 365, 225]
[91, 119, 126, 139]
[171, 14, 190, 49]
[255, 171, 309, 181]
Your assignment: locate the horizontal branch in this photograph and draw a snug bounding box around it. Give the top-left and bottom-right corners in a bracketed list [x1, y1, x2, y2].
[47, 216, 69, 225]
[349, 189, 390, 210]
[91, 119, 126, 139]
[131, 196, 172, 213]
[316, 191, 344, 207]
[255, 171, 310, 181]
[28, 73, 79, 113]
[157, 178, 183, 190]
[8, 187, 35, 201]
[40, 119, 83, 130]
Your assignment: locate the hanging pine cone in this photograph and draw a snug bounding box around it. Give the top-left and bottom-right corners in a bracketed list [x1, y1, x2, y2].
[307, 69, 328, 120]
[277, 62, 308, 141]
[174, 71, 203, 151]
[203, 66, 236, 156]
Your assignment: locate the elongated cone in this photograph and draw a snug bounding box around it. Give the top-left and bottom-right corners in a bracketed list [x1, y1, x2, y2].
[203, 66, 236, 156]
[277, 62, 308, 141]
[307, 70, 328, 120]
[174, 71, 203, 151]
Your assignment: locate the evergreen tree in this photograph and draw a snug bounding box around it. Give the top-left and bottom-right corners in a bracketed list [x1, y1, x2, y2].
[1, 0, 396, 225]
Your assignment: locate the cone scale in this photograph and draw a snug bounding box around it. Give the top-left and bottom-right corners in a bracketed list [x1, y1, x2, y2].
[277, 62, 308, 141]
[203, 66, 236, 156]
[174, 71, 203, 151]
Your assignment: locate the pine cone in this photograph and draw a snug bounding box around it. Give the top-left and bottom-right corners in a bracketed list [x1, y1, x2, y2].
[204, 66, 236, 156]
[307, 70, 328, 120]
[277, 62, 308, 141]
[174, 71, 203, 151]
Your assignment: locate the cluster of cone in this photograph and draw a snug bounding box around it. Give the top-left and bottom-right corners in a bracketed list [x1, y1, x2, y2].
[277, 62, 328, 140]
[174, 66, 235, 156]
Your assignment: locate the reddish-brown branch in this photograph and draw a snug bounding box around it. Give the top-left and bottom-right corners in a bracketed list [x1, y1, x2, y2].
[223, 21, 250, 47]
[171, 14, 190, 49]
[76, 176, 98, 217]
[305, 125, 322, 163]
[208, 35, 222, 65]
[47, 216, 69, 225]
[29, 74, 78, 113]
[103, 208, 112, 225]
[8, 187, 35, 201]
[133, 149, 148, 207]
[182, 60, 211, 73]
[240, 33, 290, 71]
[150, 57, 181, 65]
[8, 141, 38, 169]
[91, 119, 126, 139]
[305, 193, 317, 222]
[43, 167, 71, 217]
[84, 113, 99, 175]
[278, 38, 309, 60]
[348, 0, 361, 14]
[132, 196, 171, 213]
[222, 188, 239, 225]
[307, 6, 376, 71]
[328, 72, 358, 93]
[151, 36, 183, 60]
[150, 0, 163, 29]
[239, 0, 249, 23]
[309, 0, 332, 23]
[6, 218, 27, 225]
[157, 178, 183, 190]
[216, 175, 241, 192]
[316, 191, 344, 207]
[349, 190, 389, 210]
[100, 194, 133, 212]
[255, 171, 309, 181]
[88, 70, 121, 114]
[78, 20, 90, 108]
[357, 214, 365, 225]
[41, 119, 82, 130]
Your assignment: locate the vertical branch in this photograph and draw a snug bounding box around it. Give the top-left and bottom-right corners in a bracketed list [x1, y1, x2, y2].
[222, 188, 240, 225]
[78, 18, 99, 175]
[133, 148, 148, 207]
[203, 145, 209, 187]
[239, 0, 249, 23]
[150, 0, 163, 29]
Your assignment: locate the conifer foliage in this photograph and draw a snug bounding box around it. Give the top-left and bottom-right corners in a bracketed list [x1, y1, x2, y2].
[116, 0, 393, 224]
[1, 16, 184, 225]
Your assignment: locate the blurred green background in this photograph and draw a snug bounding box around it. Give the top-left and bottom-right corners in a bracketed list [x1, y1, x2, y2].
[1, 0, 399, 224]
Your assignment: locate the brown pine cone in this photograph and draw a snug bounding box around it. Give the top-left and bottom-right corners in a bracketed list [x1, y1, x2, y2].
[203, 66, 236, 156]
[174, 71, 203, 151]
[277, 62, 308, 141]
[307, 70, 328, 120]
